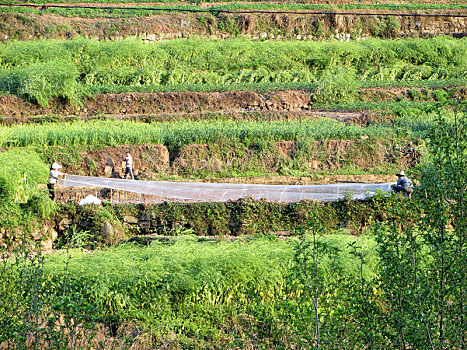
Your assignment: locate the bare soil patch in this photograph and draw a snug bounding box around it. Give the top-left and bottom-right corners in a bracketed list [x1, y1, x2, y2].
[80, 144, 170, 178]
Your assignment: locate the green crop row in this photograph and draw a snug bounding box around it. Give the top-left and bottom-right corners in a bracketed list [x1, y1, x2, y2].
[2, 37, 463, 71]
[0, 37, 465, 106]
[86, 78, 466, 95]
[0, 109, 457, 150]
[0, 119, 398, 149]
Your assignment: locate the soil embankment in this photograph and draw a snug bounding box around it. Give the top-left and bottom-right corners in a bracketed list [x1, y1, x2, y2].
[1, 8, 466, 42]
[47, 140, 423, 186]
[1, 87, 464, 122]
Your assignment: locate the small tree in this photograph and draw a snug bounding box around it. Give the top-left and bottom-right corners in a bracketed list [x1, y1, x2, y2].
[417, 111, 467, 349]
[292, 213, 343, 349]
[373, 111, 466, 349]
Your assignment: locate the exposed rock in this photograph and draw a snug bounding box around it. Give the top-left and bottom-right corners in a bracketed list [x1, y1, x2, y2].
[101, 222, 114, 237]
[104, 166, 113, 178]
[58, 217, 72, 231]
[123, 215, 139, 224]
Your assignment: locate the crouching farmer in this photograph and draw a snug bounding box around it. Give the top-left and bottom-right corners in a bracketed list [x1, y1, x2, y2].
[48, 162, 66, 200]
[391, 170, 413, 197]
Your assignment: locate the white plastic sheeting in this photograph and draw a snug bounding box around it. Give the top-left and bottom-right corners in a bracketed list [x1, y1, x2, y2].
[60, 175, 393, 202]
[79, 194, 102, 206]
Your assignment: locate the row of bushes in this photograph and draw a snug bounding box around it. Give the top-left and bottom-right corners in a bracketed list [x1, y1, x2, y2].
[53, 194, 410, 248]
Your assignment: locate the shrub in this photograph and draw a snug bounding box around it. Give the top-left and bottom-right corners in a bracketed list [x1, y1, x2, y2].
[432, 89, 449, 101]
[0, 61, 82, 107]
[0, 148, 48, 204]
[313, 66, 361, 104]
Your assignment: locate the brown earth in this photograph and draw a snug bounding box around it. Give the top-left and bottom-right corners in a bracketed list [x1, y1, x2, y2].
[1, 87, 463, 122]
[81, 144, 170, 178]
[29, 1, 467, 6]
[1, 9, 466, 43]
[52, 140, 423, 181]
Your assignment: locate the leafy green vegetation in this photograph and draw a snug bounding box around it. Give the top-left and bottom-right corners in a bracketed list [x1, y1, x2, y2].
[41, 234, 381, 347]
[0, 37, 465, 106]
[0, 148, 55, 244]
[0, 61, 82, 107]
[0, 148, 48, 204]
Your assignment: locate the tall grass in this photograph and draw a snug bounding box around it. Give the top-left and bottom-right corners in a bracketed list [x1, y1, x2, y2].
[0, 61, 82, 107]
[2, 108, 459, 149]
[0, 119, 407, 150]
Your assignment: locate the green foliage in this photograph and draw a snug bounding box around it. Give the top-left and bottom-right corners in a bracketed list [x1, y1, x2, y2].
[314, 66, 361, 104]
[37, 234, 378, 347]
[291, 216, 343, 347]
[432, 88, 449, 101]
[0, 248, 99, 348]
[0, 61, 82, 107]
[73, 196, 400, 241]
[371, 16, 401, 39]
[26, 191, 58, 219]
[372, 112, 467, 349]
[0, 148, 48, 204]
[0, 37, 465, 105]
[0, 119, 406, 150]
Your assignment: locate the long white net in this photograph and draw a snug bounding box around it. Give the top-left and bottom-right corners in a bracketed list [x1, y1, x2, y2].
[59, 175, 393, 202]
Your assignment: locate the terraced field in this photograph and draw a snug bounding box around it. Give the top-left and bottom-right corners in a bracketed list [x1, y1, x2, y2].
[0, 1, 466, 348]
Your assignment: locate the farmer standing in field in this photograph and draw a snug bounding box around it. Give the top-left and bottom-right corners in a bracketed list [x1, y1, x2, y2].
[391, 170, 413, 197]
[48, 162, 66, 200]
[124, 152, 134, 180]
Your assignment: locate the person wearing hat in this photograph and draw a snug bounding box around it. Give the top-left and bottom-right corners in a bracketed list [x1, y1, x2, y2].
[48, 162, 66, 200]
[391, 170, 413, 197]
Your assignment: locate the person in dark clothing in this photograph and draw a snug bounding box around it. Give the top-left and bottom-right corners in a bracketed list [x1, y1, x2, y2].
[391, 170, 413, 197]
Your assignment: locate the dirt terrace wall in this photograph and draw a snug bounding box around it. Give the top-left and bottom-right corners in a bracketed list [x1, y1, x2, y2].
[1, 88, 464, 121]
[1, 12, 466, 42]
[45, 140, 424, 180]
